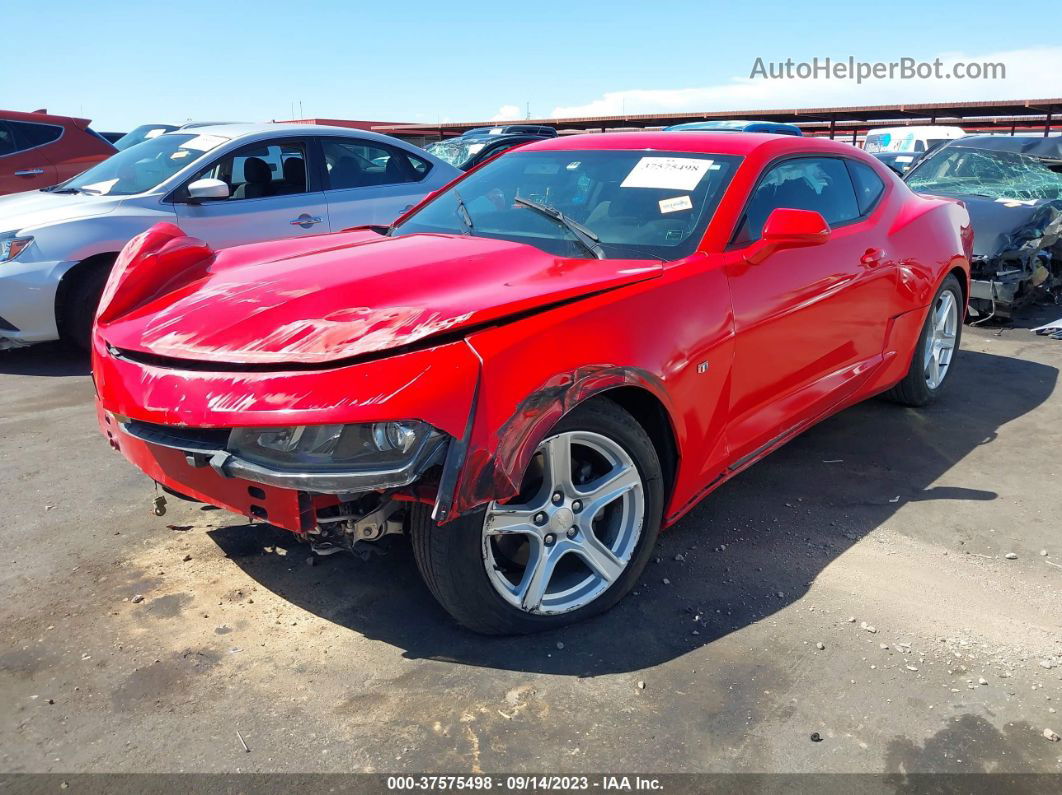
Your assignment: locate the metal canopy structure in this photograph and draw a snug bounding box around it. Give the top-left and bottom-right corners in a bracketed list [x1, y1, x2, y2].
[372, 98, 1061, 141]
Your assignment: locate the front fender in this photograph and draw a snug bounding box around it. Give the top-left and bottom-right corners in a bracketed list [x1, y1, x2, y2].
[437, 264, 735, 523]
[447, 364, 677, 519]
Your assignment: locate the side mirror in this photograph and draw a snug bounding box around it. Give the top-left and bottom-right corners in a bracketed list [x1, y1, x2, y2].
[745, 208, 830, 265]
[185, 178, 229, 203]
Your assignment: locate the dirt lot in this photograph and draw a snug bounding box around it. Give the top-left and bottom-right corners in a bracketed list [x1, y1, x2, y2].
[1, 321, 1060, 775]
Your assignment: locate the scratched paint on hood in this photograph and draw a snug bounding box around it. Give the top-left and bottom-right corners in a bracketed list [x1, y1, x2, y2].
[99, 225, 661, 366]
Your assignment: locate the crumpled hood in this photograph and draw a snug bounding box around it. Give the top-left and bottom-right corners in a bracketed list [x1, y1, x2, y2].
[958, 195, 1062, 260]
[0, 190, 122, 232]
[98, 224, 661, 366]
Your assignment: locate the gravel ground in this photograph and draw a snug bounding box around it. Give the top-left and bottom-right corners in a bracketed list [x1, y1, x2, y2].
[1, 320, 1060, 775]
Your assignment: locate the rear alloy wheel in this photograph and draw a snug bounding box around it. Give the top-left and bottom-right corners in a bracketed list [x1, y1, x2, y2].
[886, 273, 963, 407]
[923, 288, 959, 390]
[411, 399, 663, 634]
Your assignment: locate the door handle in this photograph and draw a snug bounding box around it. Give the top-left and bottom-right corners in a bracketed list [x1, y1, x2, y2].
[860, 247, 886, 268]
[14, 168, 45, 176]
[289, 214, 323, 228]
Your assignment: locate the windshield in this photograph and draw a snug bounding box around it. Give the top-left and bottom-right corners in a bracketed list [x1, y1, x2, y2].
[63, 133, 228, 196]
[393, 150, 740, 260]
[425, 139, 485, 168]
[114, 124, 177, 151]
[906, 147, 1062, 201]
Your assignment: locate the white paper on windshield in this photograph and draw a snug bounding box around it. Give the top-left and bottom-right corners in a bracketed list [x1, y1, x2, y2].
[80, 179, 119, 194]
[895, 155, 915, 163]
[622, 157, 712, 190]
[179, 134, 227, 152]
[659, 195, 693, 214]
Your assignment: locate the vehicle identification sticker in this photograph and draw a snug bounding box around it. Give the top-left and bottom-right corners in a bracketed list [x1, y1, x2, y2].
[622, 157, 712, 190]
[659, 195, 693, 213]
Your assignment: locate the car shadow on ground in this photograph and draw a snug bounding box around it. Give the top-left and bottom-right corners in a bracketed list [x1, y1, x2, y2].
[0, 341, 89, 376]
[207, 348, 1056, 676]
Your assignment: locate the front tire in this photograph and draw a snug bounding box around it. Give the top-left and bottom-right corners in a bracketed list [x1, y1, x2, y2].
[886, 273, 963, 407]
[411, 398, 664, 635]
[59, 263, 112, 351]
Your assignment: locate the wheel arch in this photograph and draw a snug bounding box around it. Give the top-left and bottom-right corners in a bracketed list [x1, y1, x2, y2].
[54, 251, 119, 335]
[448, 366, 684, 520]
[947, 263, 969, 318]
[593, 385, 679, 510]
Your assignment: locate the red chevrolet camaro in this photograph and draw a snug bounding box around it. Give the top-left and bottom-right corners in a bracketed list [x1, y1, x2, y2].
[93, 132, 971, 634]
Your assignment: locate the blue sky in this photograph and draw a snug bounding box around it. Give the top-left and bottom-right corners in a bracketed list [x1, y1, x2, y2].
[2, 0, 1058, 130]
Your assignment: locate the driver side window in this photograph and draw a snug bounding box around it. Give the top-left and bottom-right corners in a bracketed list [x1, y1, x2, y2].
[734, 157, 860, 244]
[191, 140, 310, 200]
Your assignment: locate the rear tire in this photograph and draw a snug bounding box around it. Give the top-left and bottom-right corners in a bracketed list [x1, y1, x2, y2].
[886, 274, 963, 407]
[411, 398, 664, 635]
[59, 262, 112, 351]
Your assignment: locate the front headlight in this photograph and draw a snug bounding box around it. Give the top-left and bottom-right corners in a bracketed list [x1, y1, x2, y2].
[0, 234, 33, 263]
[227, 421, 438, 472]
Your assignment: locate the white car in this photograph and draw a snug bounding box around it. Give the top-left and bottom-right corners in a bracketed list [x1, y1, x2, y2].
[0, 124, 460, 349]
[862, 125, 966, 155]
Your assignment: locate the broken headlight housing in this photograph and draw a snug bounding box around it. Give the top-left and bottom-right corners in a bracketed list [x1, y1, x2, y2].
[227, 421, 439, 473]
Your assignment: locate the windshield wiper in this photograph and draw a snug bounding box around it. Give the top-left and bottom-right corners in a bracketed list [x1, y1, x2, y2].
[513, 196, 604, 259]
[42, 187, 80, 194]
[453, 189, 474, 235]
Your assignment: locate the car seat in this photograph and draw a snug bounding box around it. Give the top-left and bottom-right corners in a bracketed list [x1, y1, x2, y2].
[233, 156, 272, 199]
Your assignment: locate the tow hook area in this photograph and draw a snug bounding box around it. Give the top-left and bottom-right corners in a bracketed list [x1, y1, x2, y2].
[308, 496, 405, 561]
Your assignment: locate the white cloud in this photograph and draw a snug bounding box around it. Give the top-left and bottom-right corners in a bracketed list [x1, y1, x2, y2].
[490, 104, 522, 121]
[550, 46, 1062, 118]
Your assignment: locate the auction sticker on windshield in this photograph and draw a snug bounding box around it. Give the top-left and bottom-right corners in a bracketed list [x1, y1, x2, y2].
[659, 195, 693, 213]
[621, 157, 712, 190]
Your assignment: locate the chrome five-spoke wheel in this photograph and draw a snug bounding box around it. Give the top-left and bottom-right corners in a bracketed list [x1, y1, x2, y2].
[482, 430, 645, 615]
[410, 398, 662, 634]
[923, 288, 958, 390]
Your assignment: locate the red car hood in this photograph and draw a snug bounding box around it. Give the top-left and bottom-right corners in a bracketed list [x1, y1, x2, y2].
[98, 225, 661, 366]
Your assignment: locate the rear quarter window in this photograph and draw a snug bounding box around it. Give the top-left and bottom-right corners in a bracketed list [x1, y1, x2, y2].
[847, 160, 886, 215]
[9, 121, 63, 150]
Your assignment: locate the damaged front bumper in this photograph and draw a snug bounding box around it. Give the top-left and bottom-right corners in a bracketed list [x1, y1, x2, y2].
[969, 253, 1056, 321]
[966, 200, 1062, 321]
[92, 333, 482, 536]
[117, 417, 449, 495]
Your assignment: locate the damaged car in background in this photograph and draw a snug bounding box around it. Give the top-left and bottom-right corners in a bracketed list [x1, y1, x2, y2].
[92, 132, 970, 634]
[905, 135, 1062, 321]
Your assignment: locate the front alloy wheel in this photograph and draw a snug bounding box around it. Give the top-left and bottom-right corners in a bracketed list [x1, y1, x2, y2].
[411, 398, 663, 634]
[482, 430, 645, 615]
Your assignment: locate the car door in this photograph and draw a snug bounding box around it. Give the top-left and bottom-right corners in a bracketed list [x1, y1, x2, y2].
[319, 136, 438, 229]
[721, 156, 896, 463]
[172, 137, 329, 248]
[0, 120, 59, 194]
